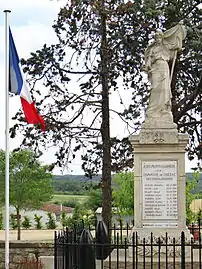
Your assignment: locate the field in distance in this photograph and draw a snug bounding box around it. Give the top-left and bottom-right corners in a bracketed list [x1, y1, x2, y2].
[51, 194, 89, 204]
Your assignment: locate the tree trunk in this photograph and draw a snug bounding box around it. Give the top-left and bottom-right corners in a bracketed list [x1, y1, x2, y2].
[100, 0, 112, 229]
[16, 207, 21, 240]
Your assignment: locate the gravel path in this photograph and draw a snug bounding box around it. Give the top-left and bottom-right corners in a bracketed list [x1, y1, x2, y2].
[0, 229, 58, 241]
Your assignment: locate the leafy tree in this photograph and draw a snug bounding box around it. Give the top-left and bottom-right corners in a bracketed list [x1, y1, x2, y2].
[66, 205, 95, 229]
[85, 188, 102, 212]
[22, 216, 32, 230]
[0, 149, 53, 239]
[11, 0, 201, 225]
[112, 172, 134, 216]
[10, 214, 18, 230]
[186, 171, 201, 224]
[0, 212, 3, 230]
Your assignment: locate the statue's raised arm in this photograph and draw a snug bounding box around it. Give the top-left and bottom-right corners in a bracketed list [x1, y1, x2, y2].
[143, 23, 186, 128]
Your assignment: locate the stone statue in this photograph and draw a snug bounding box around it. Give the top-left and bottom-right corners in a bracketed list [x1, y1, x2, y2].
[143, 22, 186, 127]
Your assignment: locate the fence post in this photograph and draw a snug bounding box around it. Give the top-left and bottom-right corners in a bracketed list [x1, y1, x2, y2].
[181, 231, 185, 269]
[54, 231, 57, 269]
[79, 229, 95, 269]
[95, 220, 110, 260]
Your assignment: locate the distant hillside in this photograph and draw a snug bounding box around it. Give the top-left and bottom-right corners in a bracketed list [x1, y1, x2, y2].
[53, 174, 101, 182]
[52, 172, 202, 194]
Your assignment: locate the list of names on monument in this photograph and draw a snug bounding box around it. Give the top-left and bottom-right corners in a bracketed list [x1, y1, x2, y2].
[142, 161, 178, 220]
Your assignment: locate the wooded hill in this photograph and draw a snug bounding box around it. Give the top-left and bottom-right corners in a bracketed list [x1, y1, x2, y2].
[52, 173, 202, 194]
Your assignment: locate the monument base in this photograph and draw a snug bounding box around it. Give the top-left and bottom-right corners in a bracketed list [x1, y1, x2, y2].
[129, 127, 191, 258]
[129, 227, 192, 257]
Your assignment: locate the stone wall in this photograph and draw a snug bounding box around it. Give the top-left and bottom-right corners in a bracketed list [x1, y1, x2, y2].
[104, 261, 202, 269]
[0, 241, 53, 269]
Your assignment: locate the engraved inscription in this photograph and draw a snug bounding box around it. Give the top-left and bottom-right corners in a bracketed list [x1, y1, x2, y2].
[142, 161, 178, 223]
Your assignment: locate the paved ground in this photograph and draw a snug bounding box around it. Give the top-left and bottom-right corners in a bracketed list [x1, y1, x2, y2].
[0, 229, 57, 241]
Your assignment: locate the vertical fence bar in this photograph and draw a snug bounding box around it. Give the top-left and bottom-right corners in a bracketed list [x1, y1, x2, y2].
[117, 233, 119, 269]
[124, 238, 127, 269]
[143, 237, 146, 269]
[113, 224, 116, 244]
[120, 220, 123, 244]
[127, 222, 129, 238]
[58, 233, 61, 269]
[132, 232, 135, 269]
[54, 231, 57, 269]
[191, 237, 194, 269]
[158, 237, 161, 269]
[135, 232, 138, 269]
[150, 233, 153, 269]
[173, 237, 175, 269]
[181, 231, 185, 269]
[165, 232, 168, 269]
[198, 218, 201, 269]
[61, 233, 65, 268]
[64, 230, 67, 269]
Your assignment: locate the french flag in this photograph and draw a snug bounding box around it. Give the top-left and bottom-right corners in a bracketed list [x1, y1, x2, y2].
[9, 28, 45, 131]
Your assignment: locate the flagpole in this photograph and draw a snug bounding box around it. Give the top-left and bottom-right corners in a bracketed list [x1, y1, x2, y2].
[4, 9, 11, 269]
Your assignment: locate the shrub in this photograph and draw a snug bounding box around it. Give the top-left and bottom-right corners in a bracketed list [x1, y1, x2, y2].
[22, 216, 32, 229]
[0, 212, 3, 230]
[16, 257, 44, 269]
[61, 210, 68, 228]
[65, 205, 95, 229]
[10, 214, 18, 230]
[63, 200, 78, 208]
[46, 212, 57, 229]
[34, 215, 43, 230]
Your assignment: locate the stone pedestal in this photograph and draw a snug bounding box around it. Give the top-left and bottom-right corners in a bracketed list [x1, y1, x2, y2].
[129, 125, 192, 247]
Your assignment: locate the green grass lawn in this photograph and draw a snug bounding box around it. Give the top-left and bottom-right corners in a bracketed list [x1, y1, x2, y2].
[51, 194, 89, 204]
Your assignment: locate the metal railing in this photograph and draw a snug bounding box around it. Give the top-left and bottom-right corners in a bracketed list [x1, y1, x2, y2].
[54, 219, 202, 269]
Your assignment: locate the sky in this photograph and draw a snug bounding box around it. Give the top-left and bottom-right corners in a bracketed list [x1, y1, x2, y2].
[0, 0, 198, 175]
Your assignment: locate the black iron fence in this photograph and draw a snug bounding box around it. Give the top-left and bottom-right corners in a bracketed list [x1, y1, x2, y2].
[54, 219, 202, 269]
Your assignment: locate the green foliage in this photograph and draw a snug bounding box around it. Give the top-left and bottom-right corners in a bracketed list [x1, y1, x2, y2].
[51, 175, 100, 193]
[52, 179, 85, 194]
[186, 172, 202, 194]
[186, 171, 201, 224]
[0, 149, 53, 239]
[34, 214, 43, 230]
[84, 188, 102, 212]
[10, 214, 18, 230]
[0, 212, 3, 230]
[65, 205, 95, 229]
[46, 212, 57, 229]
[21, 216, 32, 230]
[112, 172, 134, 216]
[61, 211, 68, 228]
[0, 150, 53, 210]
[62, 200, 78, 208]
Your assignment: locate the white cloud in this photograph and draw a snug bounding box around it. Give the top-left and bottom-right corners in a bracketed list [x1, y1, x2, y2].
[0, 0, 66, 12]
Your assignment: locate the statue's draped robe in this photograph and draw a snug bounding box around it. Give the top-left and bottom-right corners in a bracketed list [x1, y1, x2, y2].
[144, 23, 186, 122]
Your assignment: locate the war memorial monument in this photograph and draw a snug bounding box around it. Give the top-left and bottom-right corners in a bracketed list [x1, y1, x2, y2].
[129, 22, 192, 243]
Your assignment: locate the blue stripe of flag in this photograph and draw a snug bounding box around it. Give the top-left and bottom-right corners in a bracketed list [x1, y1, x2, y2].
[9, 28, 23, 95]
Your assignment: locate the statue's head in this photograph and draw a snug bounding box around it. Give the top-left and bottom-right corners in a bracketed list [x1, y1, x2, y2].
[154, 30, 163, 44]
